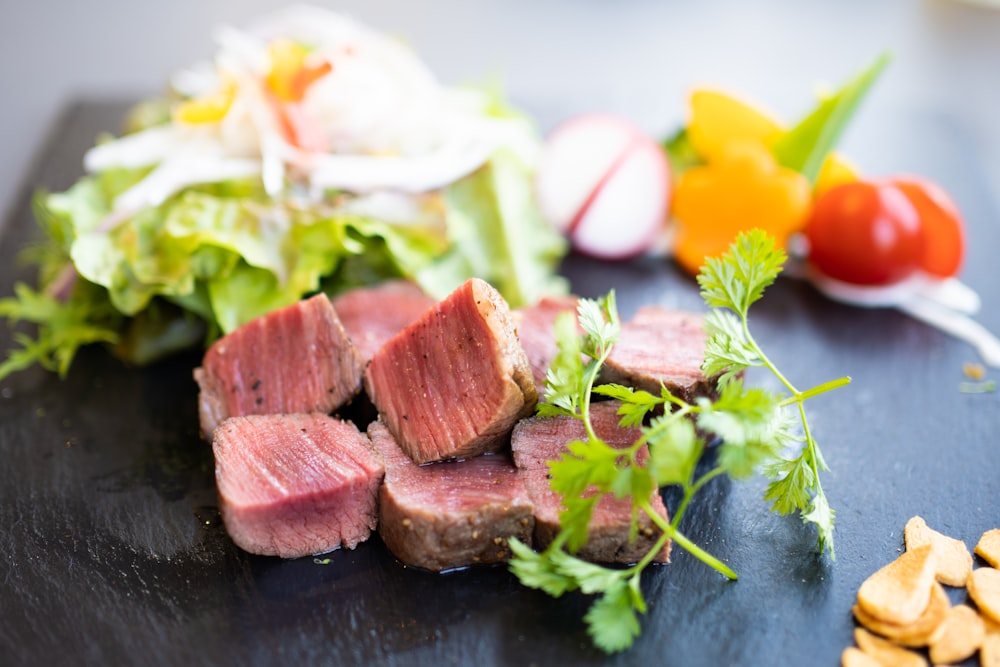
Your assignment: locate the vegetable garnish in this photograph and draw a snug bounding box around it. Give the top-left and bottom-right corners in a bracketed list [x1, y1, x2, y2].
[671, 139, 810, 275]
[534, 113, 672, 260]
[800, 175, 1000, 367]
[663, 53, 1000, 368]
[0, 7, 567, 381]
[666, 53, 889, 275]
[509, 230, 850, 653]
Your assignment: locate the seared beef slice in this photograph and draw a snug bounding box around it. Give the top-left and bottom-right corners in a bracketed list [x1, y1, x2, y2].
[213, 413, 384, 558]
[369, 421, 534, 572]
[194, 293, 363, 440]
[513, 295, 579, 396]
[600, 306, 718, 403]
[332, 280, 436, 364]
[511, 401, 671, 564]
[364, 278, 537, 464]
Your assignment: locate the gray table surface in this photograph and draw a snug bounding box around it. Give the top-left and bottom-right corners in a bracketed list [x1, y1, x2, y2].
[2, 0, 1000, 233]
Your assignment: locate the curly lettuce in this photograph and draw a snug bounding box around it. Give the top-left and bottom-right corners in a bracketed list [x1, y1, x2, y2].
[1, 147, 566, 380]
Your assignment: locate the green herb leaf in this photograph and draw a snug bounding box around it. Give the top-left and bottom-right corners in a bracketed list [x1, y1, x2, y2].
[593, 383, 663, 427]
[697, 229, 785, 317]
[508, 539, 580, 597]
[547, 549, 626, 595]
[699, 379, 784, 479]
[608, 461, 656, 504]
[540, 311, 586, 416]
[763, 454, 816, 516]
[584, 580, 643, 654]
[701, 309, 762, 385]
[646, 416, 703, 487]
[577, 291, 620, 360]
[548, 438, 623, 552]
[803, 492, 836, 556]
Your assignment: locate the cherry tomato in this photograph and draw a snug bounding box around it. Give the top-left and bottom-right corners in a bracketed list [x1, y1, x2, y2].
[891, 176, 965, 278]
[805, 180, 923, 285]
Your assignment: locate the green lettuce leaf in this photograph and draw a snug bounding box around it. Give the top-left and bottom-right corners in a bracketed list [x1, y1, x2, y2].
[418, 149, 568, 306]
[4, 145, 565, 377]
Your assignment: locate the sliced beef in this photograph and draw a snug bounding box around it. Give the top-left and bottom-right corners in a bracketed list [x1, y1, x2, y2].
[213, 413, 384, 558]
[368, 421, 534, 572]
[511, 401, 671, 564]
[513, 295, 580, 396]
[364, 277, 537, 464]
[194, 293, 363, 440]
[600, 306, 718, 403]
[331, 280, 437, 365]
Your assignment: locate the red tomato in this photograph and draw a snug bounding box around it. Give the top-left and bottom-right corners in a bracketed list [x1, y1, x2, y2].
[891, 176, 965, 278]
[805, 181, 923, 285]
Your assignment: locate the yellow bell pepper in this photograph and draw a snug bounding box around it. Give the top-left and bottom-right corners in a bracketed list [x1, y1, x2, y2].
[672, 139, 811, 275]
[265, 39, 332, 103]
[686, 89, 783, 163]
[174, 81, 236, 124]
[813, 151, 859, 198]
[686, 88, 859, 196]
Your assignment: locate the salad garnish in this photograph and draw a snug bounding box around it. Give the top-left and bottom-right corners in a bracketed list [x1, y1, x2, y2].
[0, 7, 566, 380]
[510, 229, 850, 653]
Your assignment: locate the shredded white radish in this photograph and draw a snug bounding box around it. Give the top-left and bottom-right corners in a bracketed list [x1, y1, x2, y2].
[914, 277, 981, 315]
[84, 126, 180, 172]
[805, 269, 928, 308]
[899, 298, 1000, 368]
[112, 156, 261, 212]
[82, 7, 523, 219]
[806, 266, 1000, 367]
[307, 135, 497, 194]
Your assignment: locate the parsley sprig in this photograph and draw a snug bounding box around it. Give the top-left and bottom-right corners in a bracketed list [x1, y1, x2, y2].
[509, 229, 850, 653]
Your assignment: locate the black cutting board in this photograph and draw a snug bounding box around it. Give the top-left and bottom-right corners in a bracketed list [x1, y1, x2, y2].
[1, 101, 998, 666]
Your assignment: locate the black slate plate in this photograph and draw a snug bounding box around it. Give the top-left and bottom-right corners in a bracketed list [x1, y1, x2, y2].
[2, 101, 998, 667]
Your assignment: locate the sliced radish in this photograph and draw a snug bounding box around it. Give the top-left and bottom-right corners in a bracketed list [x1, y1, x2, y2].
[535, 113, 671, 260]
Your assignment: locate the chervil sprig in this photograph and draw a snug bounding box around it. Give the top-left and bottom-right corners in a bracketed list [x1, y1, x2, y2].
[698, 229, 850, 555]
[509, 229, 850, 653]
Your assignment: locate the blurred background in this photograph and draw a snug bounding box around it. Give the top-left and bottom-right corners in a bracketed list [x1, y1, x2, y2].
[2, 0, 999, 232]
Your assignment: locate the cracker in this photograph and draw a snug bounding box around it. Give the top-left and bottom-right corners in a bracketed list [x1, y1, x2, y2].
[983, 607, 1000, 636]
[927, 604, 984, 664]
[983, 632, 1000, 667]
[903, 516, 973, 587]
[857, 543, 936, 625]
[969, 567, 1000, 624]
[977, 528, 1000, 568]
[853, 627, 928, 667]
[840, 646, 882, 667]
[852, 581, 950, 648]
